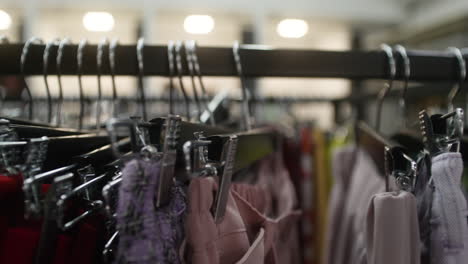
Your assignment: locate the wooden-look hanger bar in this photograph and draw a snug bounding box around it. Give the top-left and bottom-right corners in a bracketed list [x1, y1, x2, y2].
[0, 43, 465, 81]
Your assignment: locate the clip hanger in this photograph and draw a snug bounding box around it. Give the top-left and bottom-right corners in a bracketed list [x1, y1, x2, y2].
[155, 115, 181, 207]
[419, 108, 464, 157]
[213, 135, 238, 223]
[384, 146, 417, 192]
[183, 133, 238, 222]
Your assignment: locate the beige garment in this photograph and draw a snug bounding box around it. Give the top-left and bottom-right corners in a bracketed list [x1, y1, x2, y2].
[366, 191, 420, 264]
[333, 148, 396, 264]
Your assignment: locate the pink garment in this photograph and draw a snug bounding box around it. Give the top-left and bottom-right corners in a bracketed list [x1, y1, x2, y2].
[256, 151, 298, 217]
[183, 176, 301, 264]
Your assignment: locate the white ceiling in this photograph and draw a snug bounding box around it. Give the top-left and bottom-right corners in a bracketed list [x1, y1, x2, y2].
[3, 0, 405, 24]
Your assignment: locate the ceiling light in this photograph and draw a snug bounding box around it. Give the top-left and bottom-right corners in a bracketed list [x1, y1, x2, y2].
[277, 19, 308, 38]
[83, 12, 115, 32]
[0, 10, 12, 30]
[184, 15, 214, 34]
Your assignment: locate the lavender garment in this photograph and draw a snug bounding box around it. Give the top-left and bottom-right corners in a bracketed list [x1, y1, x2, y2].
[413, 154, 432, 264]
[429, 153, 468, 264]
[115, 158, 186, 264]
[324, 146, 356, 264]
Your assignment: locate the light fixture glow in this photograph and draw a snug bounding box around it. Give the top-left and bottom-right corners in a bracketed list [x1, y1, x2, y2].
[277, 19, 308, 38]
[83, 12, 115, 32]
[184, 15, 214, 34]
[0, 10, 12, 30]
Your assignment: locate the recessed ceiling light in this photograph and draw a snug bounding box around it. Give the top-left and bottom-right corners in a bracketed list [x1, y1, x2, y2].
[184, 15, 215, 34]
[83, 12, 115, 32]
[277, 19, 308, 38]
[0, 10, 12, 30]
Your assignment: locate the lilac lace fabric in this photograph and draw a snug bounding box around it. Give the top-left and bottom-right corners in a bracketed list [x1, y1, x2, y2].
[115, 158, 186, 264]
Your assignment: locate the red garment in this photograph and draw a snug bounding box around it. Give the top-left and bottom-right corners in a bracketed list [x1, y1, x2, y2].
[0, 174, 101, 264]
[299, 127, 316, 264]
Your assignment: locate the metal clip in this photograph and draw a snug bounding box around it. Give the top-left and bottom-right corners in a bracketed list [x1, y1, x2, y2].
[213, 135, 238, 223]
[107, 117, 156, 158]
[0, 119, 17, 141]
[419, 108, 464, 157]
[102, 174, 122, 219]
[183, 132, 211, 176]
[77, 165, 97, 200]
[56, 172, 106, 231]
[22, 137, 49, 179]
[155, 115, 181, 207]
[19, 137, 50, 218]
[384, 146, 417, 192]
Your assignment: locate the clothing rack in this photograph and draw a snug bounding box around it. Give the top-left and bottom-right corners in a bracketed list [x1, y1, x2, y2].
[0, 43, 465, 82]
[1, 96, 335, 104]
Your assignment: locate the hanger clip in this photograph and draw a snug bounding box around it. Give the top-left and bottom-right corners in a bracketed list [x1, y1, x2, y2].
[384, 146, 417, 192]
[155, 114, 181, 207]
[183, 132, 212, 177]
[107, 117, 157, 158]
[419, 108, 464, 156]
[213, 135, 238, 223]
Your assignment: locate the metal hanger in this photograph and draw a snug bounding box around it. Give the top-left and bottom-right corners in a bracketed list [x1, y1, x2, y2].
[77, 39, 87, 130]
[377, 45, 418, 192]
[22, 133, 127, 218]
[156, 115, 181, 207]
[56, 171, 107, 230]
[0, 36, 8, 106]
[56, 38, 71, 127]
[417, 47, 466, 158]
[394, 44, 410, 128]
[136, 38, 148, 120]
[183, 133, 238, 222]
[184, 41, 202, 121]
[21, 37, 44, 121]
[447, 47, 466, 114]
[109, 38, 119, 118]
[167, 41, 176, 115]
[174, 41, 191, 120]
[375, 44, 396, 132]
[187, 40, 215, 125]
[233, 41, 252, 130]
[357, 44, 411, 191]
[96, 38, 108, 132]
[43, 39, 59, 124]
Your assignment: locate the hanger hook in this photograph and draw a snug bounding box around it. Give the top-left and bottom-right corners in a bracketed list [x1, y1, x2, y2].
[56, 38, 71, 127]
[375, 44, 396, 132]
[0, 36, 8, 107]
[233, 41, 252, 130]
[77, 39, 87, 131]
[21, 37, 44, 121]
[189, 41, 215, 125]
[394, 44, 411, 128]
[42, 39, 59, 124]
[447, 47, 466, 113]
[109, 38, 119, 118]
[185, 40, 202, 121]
[167, 41, 176, 115]
[174, 41, 191, 120]
[136, 38, 148, 120]
[96, 38, 109, 132]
